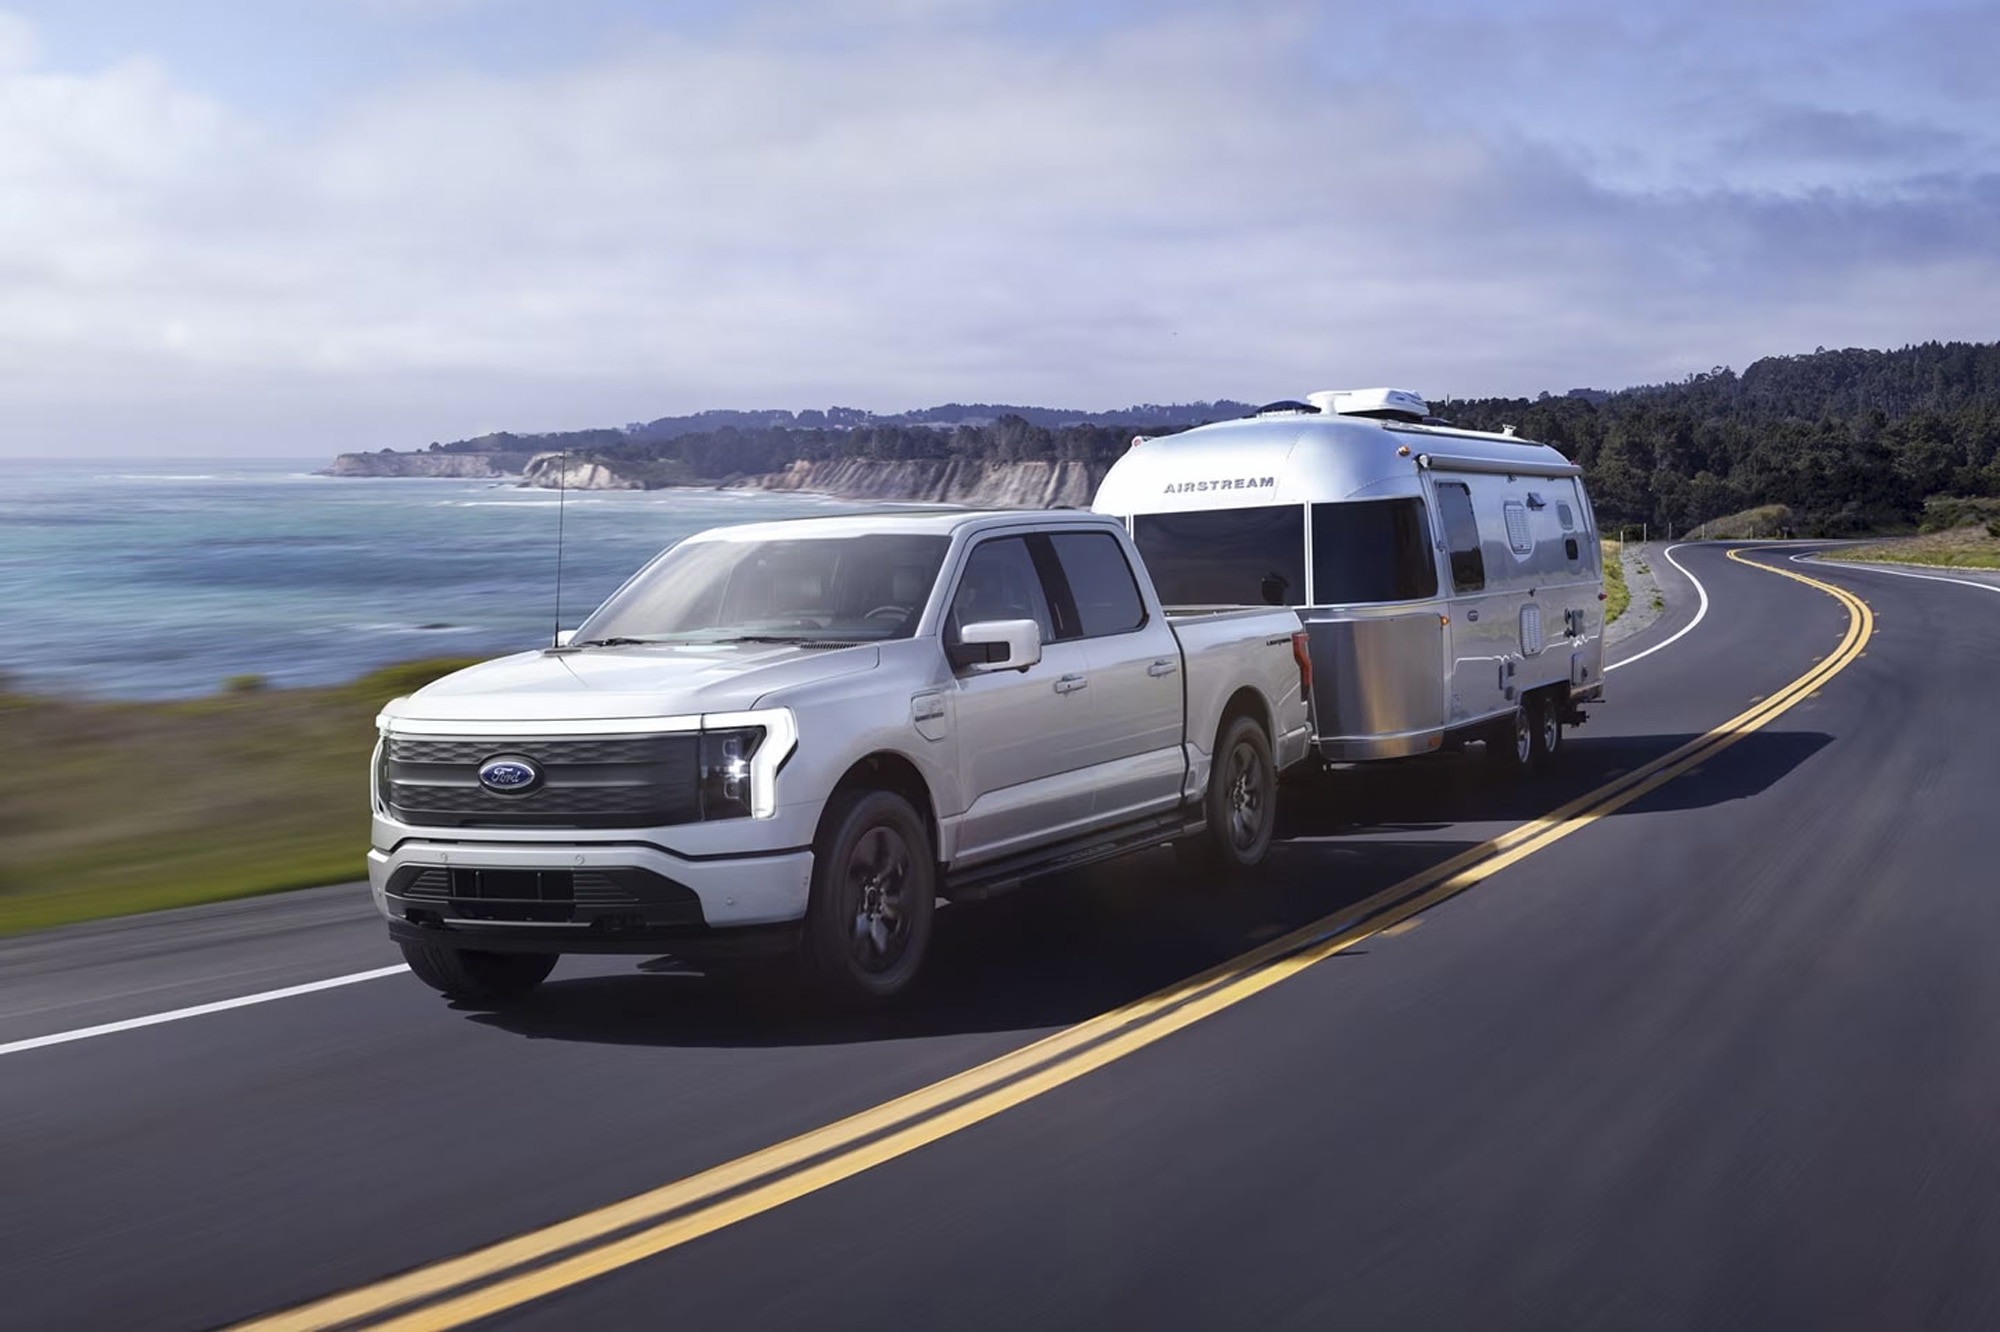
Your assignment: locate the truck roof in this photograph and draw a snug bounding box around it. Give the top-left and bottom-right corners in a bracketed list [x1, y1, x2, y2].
[681, 507, 1119, 544]
[1093, 412, 1575, 514]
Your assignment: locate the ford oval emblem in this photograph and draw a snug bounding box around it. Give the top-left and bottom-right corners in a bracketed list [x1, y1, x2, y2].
[477, 755, 543, 795]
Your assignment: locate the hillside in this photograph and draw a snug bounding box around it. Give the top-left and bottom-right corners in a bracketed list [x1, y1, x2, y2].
[334, 341, 2000, 532]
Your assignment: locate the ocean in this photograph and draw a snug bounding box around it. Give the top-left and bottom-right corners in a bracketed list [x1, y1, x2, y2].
[0, 457, 877, 699]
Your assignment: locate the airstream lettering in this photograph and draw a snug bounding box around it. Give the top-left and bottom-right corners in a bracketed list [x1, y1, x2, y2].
[1095, 389, 1605, 770]
[1161, 476, 1277, 495]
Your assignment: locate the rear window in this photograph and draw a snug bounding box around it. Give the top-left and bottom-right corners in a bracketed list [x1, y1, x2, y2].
[1131, 506, 1305, 607]
[1311, 499, 1439, 603]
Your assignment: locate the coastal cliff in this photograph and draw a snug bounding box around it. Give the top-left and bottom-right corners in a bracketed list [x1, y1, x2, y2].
[323, 451, 530, 478]
[734, 457, 1111, 507]
[323, 447, 1111, 507]
[519, 452, 643, 490]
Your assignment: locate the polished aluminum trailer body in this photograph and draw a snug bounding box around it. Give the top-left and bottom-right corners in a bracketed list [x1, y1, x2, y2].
[1093, 403, 1606, 761]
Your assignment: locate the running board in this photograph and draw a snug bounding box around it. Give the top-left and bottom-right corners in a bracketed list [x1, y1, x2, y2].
[944, 813, 1203, 903]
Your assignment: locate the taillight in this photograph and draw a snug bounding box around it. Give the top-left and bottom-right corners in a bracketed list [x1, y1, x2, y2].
[1290, 629, 1312, 702]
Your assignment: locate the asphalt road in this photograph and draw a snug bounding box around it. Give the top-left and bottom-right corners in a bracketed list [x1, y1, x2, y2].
[6, 544, 1997, 1330]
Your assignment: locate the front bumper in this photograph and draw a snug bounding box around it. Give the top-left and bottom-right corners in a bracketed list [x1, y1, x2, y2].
[367, 838, 814, 955]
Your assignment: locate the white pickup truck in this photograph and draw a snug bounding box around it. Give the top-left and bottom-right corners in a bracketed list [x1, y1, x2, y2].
[369, 510, 1312, 1004]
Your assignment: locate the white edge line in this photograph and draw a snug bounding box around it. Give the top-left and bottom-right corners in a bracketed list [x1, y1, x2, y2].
[1606, 542, 1709, 672]
[0, 964, 410, 1058]
[1791, 551, 2000, 594]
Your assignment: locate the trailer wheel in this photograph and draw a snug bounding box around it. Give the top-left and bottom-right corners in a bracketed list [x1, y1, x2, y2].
[399, 942, 557, 1006]
[803, 789, 936, 1003]
[1530, 691, 1564, 765]
[1180, 715, 1277, 879]
[1485, 702, 1534, 771]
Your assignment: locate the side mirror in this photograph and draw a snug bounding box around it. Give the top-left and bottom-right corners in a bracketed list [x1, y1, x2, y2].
[949, 619, 1043, 673]
[552, 629, 576, 647]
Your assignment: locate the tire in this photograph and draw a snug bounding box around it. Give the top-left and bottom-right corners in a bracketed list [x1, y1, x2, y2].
[1485, 702, 1533, 772]
[1530, 691, 1563, 766]
[1181, 714, 1278, 879]
[399, 941, 557, 1006]
[803, 789, 937, 1002]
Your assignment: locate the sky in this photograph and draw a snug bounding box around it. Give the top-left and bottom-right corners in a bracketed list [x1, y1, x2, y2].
[1, 0, 1995, 456]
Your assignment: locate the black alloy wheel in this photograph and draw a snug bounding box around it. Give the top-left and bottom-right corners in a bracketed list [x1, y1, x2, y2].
[1182, 714, 1278, 879]
[805, 789, 936, 1001]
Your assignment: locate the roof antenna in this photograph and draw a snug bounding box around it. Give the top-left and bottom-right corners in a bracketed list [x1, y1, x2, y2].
[549, 448, 571, 650]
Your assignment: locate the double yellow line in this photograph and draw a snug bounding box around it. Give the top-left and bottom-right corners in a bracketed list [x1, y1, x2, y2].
[238, 547, 1871, 1332]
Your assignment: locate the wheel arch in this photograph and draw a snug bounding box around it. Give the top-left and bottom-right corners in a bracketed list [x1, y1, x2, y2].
[822, 751, 941, 860]
[1216, 685, 1274, 751]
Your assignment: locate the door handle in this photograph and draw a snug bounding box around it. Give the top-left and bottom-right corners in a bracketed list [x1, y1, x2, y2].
[1054, 673, 1088, 694]
[1147, 658, 1179, 677]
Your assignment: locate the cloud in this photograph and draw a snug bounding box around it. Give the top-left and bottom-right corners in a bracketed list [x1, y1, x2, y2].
[0, 4, 1995, 454]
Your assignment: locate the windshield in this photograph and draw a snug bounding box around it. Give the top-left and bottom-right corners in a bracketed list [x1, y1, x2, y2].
[574, 533, 950, 644]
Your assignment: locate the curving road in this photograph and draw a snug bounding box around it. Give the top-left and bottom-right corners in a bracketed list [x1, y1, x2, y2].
[5, 544, 1998, 1330]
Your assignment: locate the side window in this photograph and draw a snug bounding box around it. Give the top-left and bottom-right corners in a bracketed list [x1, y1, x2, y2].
[1503, 500, 1533, 555]
[1435, 482, 1486, 593]
[947, 537, 1052, 644]
[1046, 531, 1147, 637]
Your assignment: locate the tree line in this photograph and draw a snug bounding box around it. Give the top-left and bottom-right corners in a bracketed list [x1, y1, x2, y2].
[1439, 341, 2000, 534]
[419, 341, 2000, 534]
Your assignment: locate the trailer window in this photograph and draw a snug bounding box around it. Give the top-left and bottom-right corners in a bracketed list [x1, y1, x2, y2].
[1310, 499, 1439, 604]
[1130, 506, 1305, 607]
[1434, 482, 1485, 593]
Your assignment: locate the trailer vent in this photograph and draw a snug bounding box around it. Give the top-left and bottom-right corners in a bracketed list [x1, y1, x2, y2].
[1520, 604, 1545, 656]
[1503, 500, 1533, 553]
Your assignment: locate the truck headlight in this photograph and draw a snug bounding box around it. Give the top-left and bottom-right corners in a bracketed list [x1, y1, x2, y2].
[698, 726, 764, 821]
[699, 708, 798, 819]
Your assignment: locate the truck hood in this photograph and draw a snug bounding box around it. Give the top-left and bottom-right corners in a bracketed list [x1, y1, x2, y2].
[381, 641, 881, 725]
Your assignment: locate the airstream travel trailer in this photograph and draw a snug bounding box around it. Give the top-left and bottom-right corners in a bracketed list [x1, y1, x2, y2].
[1092, 389, 1606, 768]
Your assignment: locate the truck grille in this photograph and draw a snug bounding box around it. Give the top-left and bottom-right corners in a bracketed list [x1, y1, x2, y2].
[384, 734, 701, 829]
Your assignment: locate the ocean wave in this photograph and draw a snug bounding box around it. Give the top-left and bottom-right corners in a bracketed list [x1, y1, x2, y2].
[430, 499, 610, 508]
[354, 622, 480, 634]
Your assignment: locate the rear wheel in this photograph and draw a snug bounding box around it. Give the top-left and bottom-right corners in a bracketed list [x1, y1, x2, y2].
[804, 789, 936, 1003]
[399, 941, 556, 1006]
[1180, 714, 1277, 879]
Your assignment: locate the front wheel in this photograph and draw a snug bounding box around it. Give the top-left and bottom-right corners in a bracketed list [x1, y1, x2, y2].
[399, 941, 556, 1006]
[1530, 691, 1564, 765]
[804, 789, 937, 1003]
[1485, 702, 1533, 772]
[1181, 715, 1277, 879]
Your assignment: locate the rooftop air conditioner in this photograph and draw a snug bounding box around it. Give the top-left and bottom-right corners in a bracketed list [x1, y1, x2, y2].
[1306, 387, 1430, 422]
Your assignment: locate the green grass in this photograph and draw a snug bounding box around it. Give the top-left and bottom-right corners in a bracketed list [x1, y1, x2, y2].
[1601, 539, 1631, 623]
[0, 658, 483, 935]
[1822, 524, 2000, 570]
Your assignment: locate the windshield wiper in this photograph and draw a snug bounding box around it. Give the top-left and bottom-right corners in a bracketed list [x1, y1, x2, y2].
[575, 636, 652, 647]
[716, 634, 862, 647]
